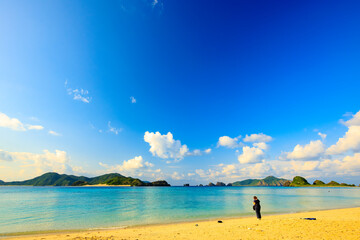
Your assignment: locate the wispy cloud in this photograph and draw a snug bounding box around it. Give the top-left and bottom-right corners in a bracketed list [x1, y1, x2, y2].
[65, 80, 91, 103]
[48, 130, 61, 136]
[152, 0, 158, 7]
[108, 121, 122, 135]
[27, 125, 44, 130]
[130, 96, 136, 103]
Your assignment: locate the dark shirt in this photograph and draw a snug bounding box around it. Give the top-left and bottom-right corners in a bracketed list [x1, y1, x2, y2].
[253, 199, 261, 211]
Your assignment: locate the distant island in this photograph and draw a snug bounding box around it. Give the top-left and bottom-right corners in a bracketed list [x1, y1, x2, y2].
[0, 172, 170, 187]
[185, 176, 357, 187]
[232, 176, 288, 186]
[0, 173, 357, 187]
[285, 176, 356, 187]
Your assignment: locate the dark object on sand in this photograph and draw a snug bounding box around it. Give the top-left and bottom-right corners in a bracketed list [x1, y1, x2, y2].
[218, 220, 223, 223]
[253, 196, 261, 219]
[301, 218, 316, 220]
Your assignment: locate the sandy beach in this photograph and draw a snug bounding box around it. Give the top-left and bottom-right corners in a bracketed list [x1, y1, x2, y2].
[5, 207, 360, 240]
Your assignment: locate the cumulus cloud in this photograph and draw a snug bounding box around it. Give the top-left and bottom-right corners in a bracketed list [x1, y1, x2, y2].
[144, 131, 189, 160]
[326, 126, 360, 155]
[253, 142, 268, 150]
[100, 156, 154, 172]
[99, 156, 159, 179]
[342, 111, 360, 127]
[204, 148, 212, 154]
[65, 80, 91, 103]
[326, 110, 360, 155]
[195, 161, 276, 183]
[286, 140, 325, 160]
[319, 153, 360, 176]
[0, 148, 81, 181]
[0, 112, 26, 131]
[243, 133, 272, 143]
[217, 136, 240, 148]
[0, 112, 45, 131]
[238, 146, 265, 164]
[130, 96, 136, 103]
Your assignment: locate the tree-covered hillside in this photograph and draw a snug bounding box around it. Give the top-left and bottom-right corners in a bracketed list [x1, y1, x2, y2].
[232, 176, 289, 186]
[0, 172, 170, 187]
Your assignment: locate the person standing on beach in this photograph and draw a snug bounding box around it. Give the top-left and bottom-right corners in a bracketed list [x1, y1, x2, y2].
[253, 196, 261, 220]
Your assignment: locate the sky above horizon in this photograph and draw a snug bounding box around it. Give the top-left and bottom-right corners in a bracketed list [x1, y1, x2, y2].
[1, 0, 360, 185]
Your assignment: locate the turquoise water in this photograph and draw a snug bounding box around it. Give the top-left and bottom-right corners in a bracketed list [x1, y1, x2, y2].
[1, 186, 360, 234]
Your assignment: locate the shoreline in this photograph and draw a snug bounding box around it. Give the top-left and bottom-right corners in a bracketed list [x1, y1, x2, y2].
[3, 206, 360, 239]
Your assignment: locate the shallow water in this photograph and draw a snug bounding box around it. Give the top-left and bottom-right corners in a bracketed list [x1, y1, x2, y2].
[0, 186, 360, 234]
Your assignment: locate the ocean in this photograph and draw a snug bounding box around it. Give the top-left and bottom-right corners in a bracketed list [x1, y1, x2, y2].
[1, 186, 360, 235]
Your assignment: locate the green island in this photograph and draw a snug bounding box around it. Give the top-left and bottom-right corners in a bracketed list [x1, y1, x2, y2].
[232, 176, 289, 186]
[285, 176, 356, 187]
[0, 172, 170, 187]
[0, 173, 358, 187]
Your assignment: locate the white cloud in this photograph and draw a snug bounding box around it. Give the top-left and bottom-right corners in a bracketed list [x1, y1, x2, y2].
[144, 131, 189, 160]
[320, 153, 360, 175]
[0, 149, 13, 161]
[286, 140, 325, 160]
[326, 126, 360, 155]
[0, 112, 26, 131]
[217, 136, 240, 148]
[65, 81, 91, 103]
[48, 130, 61, 136]
[0, 149, 80, 181]
[318, 132, 327, 140]
[152, 0, 158, 7]
[253, 142, 268, 150]
[0, 112, 45, 131]
[237, 146, 265, 164]
[243, 133, 272, 143]
[171, 171, 184, 180]
[342, 110, 360, 127]
[100, 156, 154, 172]
[191, 149, 202, 156]
[326, 111, 360, 155]
[99, 156, 158, 178]
[221, 164, 236, 174]
[130, 96, 136, 103]
[187, 148, 212, 156]
[108, 121, 122, 135]
[27, 125, 44, 130]
[238, 162, 274, 179]
[290, 160, 320, 171]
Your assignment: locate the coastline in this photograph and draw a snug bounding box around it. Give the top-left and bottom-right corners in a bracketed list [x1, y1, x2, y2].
[4, 207, 360, 240]
[81, 184, 132, 187]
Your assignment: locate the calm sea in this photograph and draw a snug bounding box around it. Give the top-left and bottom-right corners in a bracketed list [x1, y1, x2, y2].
[1, 186, 360, 235]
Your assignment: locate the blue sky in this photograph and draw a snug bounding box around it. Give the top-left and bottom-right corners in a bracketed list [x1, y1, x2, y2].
[1, 0, 360, 185]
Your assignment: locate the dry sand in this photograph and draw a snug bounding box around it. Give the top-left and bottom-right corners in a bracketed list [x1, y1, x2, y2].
[5, 207, 360, 240]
